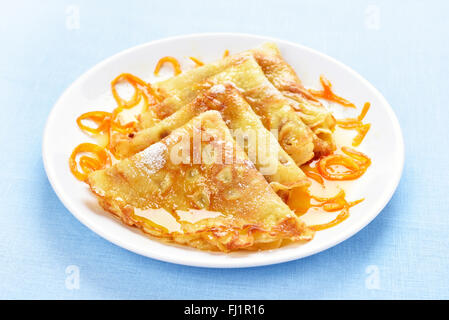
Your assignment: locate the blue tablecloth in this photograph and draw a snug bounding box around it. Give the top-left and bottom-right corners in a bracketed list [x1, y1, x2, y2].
[1, 0, 448, 299]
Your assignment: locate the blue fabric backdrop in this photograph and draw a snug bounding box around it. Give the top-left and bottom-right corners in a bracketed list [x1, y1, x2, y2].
[1, 0, 448, 299]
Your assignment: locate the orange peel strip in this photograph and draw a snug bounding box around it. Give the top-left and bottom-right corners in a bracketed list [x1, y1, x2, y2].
[310, 208, 350, 231]
[154, 56, 182, 76]
[111, 73, 159, 109]
[309, 75, 356, 108]
[189, 56, 204, 67]
[301, 163, 324, 185]
[337, 102, 371, 146]
[69, 143, 111, 181]
[76, 111, 111, 135]
[317, 147, 371, 181]
[309, 190, 364, 231]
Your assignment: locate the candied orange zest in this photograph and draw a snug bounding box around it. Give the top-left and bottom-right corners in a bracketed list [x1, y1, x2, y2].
[111, 73, 159, 109]
[154, 56, 182, 76]
[310, 208, 350, 231]
[357, 102, 370, 121]
[308, 75, 356, 108]
[108, 73, 161, 143]
[79, 156, 101, 172]
[352, 123, 371, 147]
[189, 56, 204, 67]
[309, 189, 364, 231]
[314, 190, 360, 212]
[111, 74, 139, 109]
[309, 189, 345, 203]
[76, 111, 111, 135]
[287, 187, 311, 216]
[348, 198, 365, 208]
[69, 143, 111, 181]
[108, 107, 136, 137]
[288, 187, 364, 231]
[311, 189, 348, 212]
[341, 146, 371, 167]
[317, 147, 371, 181]
[336, 102, 371, 126]
[337, 102, 371, 146]
[301, 163, 324, 185]
[317, 154, 361, 180]
[71, 72, 161, 179]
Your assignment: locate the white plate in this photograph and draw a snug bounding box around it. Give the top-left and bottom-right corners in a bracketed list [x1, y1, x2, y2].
[42, 33, 404, 268]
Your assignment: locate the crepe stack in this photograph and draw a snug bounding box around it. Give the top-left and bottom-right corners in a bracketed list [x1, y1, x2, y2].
[87, 43, 336, 251]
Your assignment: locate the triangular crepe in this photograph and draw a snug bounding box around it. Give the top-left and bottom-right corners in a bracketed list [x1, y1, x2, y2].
[140, 44, 335, 157]
[114, 83, 309, 192]
[250, 42, 336, 153]
[88, 111, 313, 251]
[143, 54, 315, 165]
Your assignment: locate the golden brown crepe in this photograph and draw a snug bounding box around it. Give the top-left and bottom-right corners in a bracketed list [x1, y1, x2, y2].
[137, 44, 335, 157]
[88, 111, 314, 251]
[114, 83, 309, 192]
[141, 54, 315, 165]
[250, 42, 336, 153]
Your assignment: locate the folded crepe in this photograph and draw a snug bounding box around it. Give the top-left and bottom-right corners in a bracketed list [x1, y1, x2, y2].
[88, 111, 314, 251]
[114, 83, 309, 192]
[141, 54, 315, 165]
[250, 42, 336, 154]
[138, 43, 335, 156]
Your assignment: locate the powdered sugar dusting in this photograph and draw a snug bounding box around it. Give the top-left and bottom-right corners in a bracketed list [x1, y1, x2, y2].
[136, 142, 167, 174]
[209, 84, 226, 94]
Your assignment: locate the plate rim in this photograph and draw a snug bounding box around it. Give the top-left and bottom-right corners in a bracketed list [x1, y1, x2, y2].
[42, 32, 405, 268]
